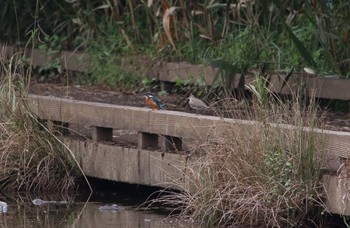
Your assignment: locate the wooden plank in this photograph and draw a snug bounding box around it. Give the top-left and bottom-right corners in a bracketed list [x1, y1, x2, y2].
[309, 76, 350, 100]
[0, 45, 89, 72]
[26, 48, 60, 68]
[30, 94, 350, 160]
[66, 140, 350, 216]
[158, 62, 217, 85]
[324, 174, 350, 216]
[268, 73, 350, 100]
[65, 139, 189, 189]
[61, 51, 89, 72]
[0, 45, 17, 60]
[157, 62, 350, 100]
[29, 94, 254, 141]
[66, 139, 350, 215]
[2, 45, 350, 100]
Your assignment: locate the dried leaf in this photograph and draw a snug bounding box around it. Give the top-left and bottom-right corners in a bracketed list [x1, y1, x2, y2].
[162, 7, 179, 50]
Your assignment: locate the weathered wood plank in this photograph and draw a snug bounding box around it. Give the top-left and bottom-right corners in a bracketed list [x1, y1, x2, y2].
[323, 174, 350, 216]
[2, 45, 350, 100]
[65, 139, 189, 189]
[66, 139, 350, 216]
[30, 95, 350, 160]
[61, 51, 89, 72]
[157, 64, 350, 100]
[29, 94, 255, 141]
[157, 62, 217, 85]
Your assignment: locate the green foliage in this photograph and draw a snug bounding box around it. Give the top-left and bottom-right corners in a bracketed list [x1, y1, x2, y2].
[2, 0, 350, 92]
[173, 76, 208, 96]
[86, 54, 141, 90]
[36, 35, 66, 78]
[140, 77, 159, 93]
[84, 23, 144, 90]
[0, 0, 77, 46]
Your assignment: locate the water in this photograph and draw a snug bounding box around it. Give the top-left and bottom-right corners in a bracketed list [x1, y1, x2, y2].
[0, 190, 201, 228]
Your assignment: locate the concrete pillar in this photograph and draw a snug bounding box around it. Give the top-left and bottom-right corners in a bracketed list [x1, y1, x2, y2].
[159, 135, 182, 152]
[138, 132, 158, 149]
[93, 127, 113, 142]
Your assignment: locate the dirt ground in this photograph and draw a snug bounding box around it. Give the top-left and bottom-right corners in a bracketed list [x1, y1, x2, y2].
[28, 82, 350, 133]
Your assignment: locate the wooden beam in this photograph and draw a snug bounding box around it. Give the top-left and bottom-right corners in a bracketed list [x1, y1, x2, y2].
[29, 95, 350, 160]
[66, 139, 189, 189]
[2, 45, 350, 100]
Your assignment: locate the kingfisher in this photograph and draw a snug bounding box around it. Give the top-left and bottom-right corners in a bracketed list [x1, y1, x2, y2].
[144, 93, 164, 110]
[188, 94, 209, 111]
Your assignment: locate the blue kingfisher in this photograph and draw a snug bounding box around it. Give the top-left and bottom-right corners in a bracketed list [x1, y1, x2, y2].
[144, 93, 164, 110]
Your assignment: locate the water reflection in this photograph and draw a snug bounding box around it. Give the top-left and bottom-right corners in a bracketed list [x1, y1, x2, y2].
[0, 192, 201, 228]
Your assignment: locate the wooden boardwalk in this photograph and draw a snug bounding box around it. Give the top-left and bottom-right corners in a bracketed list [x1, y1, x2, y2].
[29, 94, 350, 216]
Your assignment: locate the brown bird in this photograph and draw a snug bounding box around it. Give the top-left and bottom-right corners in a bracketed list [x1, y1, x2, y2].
[188, 94, 209, 111]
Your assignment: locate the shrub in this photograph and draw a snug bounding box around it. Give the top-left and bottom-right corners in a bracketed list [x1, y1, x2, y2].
[0, 53, 84, 192]
[158, 89, 326, 227]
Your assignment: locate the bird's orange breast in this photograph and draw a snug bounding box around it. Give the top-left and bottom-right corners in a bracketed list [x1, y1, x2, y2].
[145, 97, 159, 110]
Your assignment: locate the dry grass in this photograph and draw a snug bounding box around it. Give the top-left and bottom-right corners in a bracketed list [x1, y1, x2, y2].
[155, 91, 327, 227]
[0, 54, 82, 192]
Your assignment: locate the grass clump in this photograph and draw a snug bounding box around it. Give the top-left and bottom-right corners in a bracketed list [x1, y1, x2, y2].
[159, 91, 327, 227]
[0, 55, 81, 192]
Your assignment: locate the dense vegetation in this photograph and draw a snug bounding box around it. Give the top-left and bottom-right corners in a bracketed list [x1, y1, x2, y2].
[156, 93, 327, 227]
[1, 0, 348, 226]
[1, 0, 350, 88]
[0, 56, 86, 192]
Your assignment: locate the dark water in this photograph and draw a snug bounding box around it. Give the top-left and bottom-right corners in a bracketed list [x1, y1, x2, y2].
[1, 191, 347, 227]
[0, 188, 201, 228]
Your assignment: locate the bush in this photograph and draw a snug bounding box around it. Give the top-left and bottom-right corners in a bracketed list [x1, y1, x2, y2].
[157, 90, 326, 227]
[0, 53, 83, 192]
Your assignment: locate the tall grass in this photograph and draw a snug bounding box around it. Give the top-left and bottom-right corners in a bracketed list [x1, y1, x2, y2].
[157, 88, 327, 227]
[3, 1, 350, 79]
[0, 53, 82, 192]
